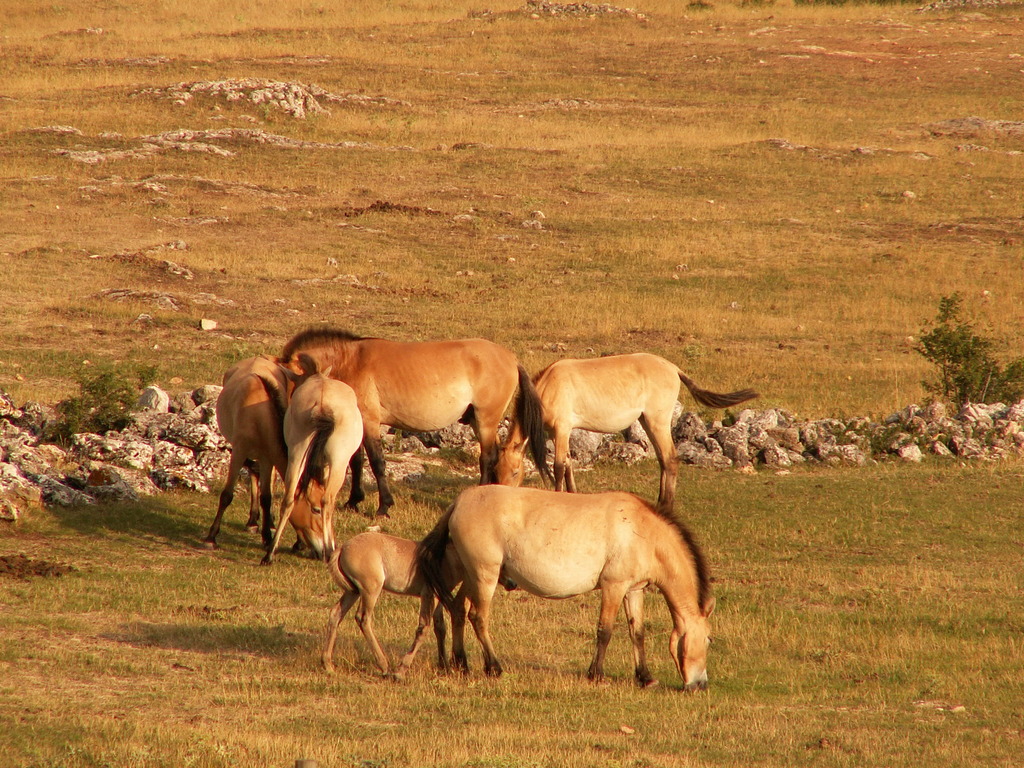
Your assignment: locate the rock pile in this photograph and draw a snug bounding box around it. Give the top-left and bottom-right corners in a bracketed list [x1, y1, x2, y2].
[2, 382, 1023, 523]
[135, 78, 408, 119]
[471, 1, 647, 20]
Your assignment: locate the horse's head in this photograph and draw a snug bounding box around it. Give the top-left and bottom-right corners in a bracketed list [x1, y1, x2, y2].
[495, 434, 527, 487]
[671, 596, 716, 692]
[290, 483, 335, 562]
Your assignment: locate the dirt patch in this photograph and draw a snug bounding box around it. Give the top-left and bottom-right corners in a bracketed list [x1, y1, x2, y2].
[0, 554, 76, 580]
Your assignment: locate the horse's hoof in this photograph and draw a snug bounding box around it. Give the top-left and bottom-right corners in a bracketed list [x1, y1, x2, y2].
[639, 678, 660, 689]
[245, 523, 259, 533]
[259, 556, 272, 567]
[202, 540, 218, 550]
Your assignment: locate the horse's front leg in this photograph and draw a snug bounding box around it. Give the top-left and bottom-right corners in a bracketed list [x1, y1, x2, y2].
[587, 584, 628, 683]
[552, 429, 571, 492]
[623, 588, 656, 688]
[363, 433, 394, 518]
[344, 446, 366, 511]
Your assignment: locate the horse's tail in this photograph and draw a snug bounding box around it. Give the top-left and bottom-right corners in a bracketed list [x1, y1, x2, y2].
[515, 364, 552, 484]
[678, 372, 758, 410]
[416, 504, 457, 612]
[326, 546, 359, 594]
[298, 413, 335, 496]
[254, 372, 288, 448]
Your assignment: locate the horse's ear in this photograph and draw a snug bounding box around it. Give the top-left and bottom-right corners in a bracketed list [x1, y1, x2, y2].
[278, 365, 301, 385]
[703, 595, 716, 618]
[297, 352, 319, 375]
[321, 364, 333, 378]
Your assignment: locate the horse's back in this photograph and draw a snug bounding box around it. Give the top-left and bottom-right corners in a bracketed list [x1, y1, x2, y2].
[450, 486, 656, 598]
[216, 356, 287, 454]
[537, 354, 679, 431]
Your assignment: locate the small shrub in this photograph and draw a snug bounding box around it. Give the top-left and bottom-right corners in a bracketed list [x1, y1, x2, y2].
[916, 294, 1024, 408]
[51, 363, 157, 443]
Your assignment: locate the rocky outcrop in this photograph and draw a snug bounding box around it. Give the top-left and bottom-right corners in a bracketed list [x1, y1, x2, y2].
[2, 382, 1023, 522]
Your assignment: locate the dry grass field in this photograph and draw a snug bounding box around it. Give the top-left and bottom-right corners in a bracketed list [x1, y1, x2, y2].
[2, 0, 1024, 766]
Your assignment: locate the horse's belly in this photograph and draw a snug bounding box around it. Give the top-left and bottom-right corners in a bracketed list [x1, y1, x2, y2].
[504, 560, 601, 598]
[573, 407, 643, 434]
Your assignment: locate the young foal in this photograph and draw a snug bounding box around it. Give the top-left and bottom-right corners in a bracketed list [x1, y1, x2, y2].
[323, 532, 460, 677]
[419, 485, 716, 690]
[496, 353, 757, 509]
[261, 368, 363, 566]
[204, 356, 322, 555]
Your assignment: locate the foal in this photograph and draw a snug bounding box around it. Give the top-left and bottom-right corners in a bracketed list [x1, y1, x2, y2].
[323, 531, 459, 677]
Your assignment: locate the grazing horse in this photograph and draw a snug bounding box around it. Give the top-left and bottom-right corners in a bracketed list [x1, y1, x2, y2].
[278, 328, 550, 517]
[323, 532, 461, 678]
[261, 367, 363, 566]
[495, 353, 757, 508]
[418, 485, 716, 691]
[204, 356, 323, 554]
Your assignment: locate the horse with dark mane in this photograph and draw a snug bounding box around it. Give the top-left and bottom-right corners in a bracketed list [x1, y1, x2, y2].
[418, 485, 716, 691]
[279, 328, 550, 517]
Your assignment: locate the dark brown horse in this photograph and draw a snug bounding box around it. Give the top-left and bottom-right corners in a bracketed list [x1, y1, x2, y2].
[279, 328, 550, 517]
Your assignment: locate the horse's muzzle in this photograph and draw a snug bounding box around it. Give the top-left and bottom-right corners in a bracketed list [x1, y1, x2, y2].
[684, 672, 709, 693]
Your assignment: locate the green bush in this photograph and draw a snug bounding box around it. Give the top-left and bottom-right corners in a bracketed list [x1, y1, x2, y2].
[51, 363, 157, 443]
[917, 294, 1024, 408]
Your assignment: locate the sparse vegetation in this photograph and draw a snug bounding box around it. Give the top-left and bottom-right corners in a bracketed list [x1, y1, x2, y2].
[51, 363, 156, 443]
[917, 294, 1024, 408]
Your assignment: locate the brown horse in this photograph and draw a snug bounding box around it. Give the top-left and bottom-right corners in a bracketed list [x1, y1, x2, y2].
[204, 356, 323, 555]
[279, 328, 550, 517]
[418, 485, 715, 690]
[261, 367, 363, 565]
[323, 532, 461, 678]
[495, 353, 757, 509]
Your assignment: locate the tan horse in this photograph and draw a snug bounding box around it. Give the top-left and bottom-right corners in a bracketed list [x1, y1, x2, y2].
[279, 328, 550, 517]
[204, 356, 323, 554]
[261, 367, 363, 565]
[418, 485, 716, 691]
[495, 353, 757, 509]
[323, 532, 461, 678]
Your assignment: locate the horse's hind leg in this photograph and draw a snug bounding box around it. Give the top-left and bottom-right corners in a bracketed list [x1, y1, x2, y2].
[363, 434, 395, 518]
[323, 590, 359, 673]
[552, 429, 573, 493]
[205, 450, 246, 548]
[639, 412, 677, 511]
[431, 600, 449, 672]
[470, 408, 502, 485]
[465, 572, 503, 677]
[256, 460, 276, 548]
[623, 588, 656, 688]
[587, 583, 628, 684]
[244, 460, 261, 530]
[344, 446, 366, 511]
[354, 590, 392, 675]
[449, 589, 471, 674]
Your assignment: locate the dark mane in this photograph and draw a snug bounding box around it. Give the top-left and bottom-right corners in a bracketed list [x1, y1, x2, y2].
[649, 500, 711, 612]
[280, 327, 365, 363]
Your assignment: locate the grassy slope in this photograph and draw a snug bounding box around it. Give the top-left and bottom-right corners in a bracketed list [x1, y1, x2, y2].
[2, 1, 1024, 766]
[2, 461, 1023, 767]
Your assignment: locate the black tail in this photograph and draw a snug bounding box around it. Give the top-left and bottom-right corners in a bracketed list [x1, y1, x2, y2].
[416, 505, 457, 612]
[515, 365, 552, 484]
[298, 413, 335, 496]
[679, 374, 758, 410]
